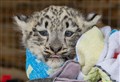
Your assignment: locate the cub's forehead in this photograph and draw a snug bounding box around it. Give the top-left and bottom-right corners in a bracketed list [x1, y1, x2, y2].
[26, 6, 84, 31]
[31, 6, 81, 22]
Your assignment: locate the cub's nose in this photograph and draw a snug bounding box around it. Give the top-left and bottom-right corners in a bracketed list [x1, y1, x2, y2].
[49, 35, 63, 53]
[49, 45, 62, 53]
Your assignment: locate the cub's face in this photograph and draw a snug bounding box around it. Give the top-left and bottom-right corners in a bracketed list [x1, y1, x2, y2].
[14, 6, 101, 69]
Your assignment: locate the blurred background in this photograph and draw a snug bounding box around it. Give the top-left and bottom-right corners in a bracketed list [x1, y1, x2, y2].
[0, 0, 120, 82]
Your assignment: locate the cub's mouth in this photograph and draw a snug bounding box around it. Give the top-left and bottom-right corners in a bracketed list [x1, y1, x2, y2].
[50, 54, 62, 58]
[44, 55, 66, 69]
[43, 50, 76, 69]
[44, 54, 65, 61]
[43, 53, 74, 61]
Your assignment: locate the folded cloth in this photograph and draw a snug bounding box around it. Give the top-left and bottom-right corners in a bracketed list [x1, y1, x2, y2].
[50, 60, 86, 82]
[105, 30, 120, 60]
[85, 54, 120, 82]
[84, 66, 112, 82]
[50, 60, 80, 79]
[97, 30, 120, 82]
[76, 26, 104, 75]
[85, 29, 120, 82]
[26, 49, 55, 80]
[96, 55, 120, 82]
[27, 60, 86, 82]
[97, 26, 111, 63]
[77, 26, 111, 81]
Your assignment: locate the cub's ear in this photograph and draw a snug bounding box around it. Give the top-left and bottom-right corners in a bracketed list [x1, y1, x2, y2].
[13, 15, 29, 31]
[84, 13, 101, 28]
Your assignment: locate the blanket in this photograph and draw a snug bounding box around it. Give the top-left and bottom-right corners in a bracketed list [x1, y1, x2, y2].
[26, 49, 55, 80]
[84, 27, 120, 82]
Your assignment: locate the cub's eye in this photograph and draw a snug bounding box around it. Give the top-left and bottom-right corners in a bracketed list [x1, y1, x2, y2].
[38, 30, 48, 36]
[65, 31, 74, 37]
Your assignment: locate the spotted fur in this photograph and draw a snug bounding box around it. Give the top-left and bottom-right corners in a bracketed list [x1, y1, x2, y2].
[14, 6, 101, 69]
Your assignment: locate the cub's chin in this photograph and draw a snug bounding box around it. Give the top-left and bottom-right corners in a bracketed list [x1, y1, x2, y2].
[46, 58, 65, 69]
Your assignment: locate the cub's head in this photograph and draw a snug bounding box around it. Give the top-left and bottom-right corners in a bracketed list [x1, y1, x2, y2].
[14, 6, 101, 69]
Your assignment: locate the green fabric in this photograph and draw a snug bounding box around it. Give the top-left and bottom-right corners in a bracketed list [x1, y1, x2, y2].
[76, 26, 104, 75]
[84, 67, 112, 82]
